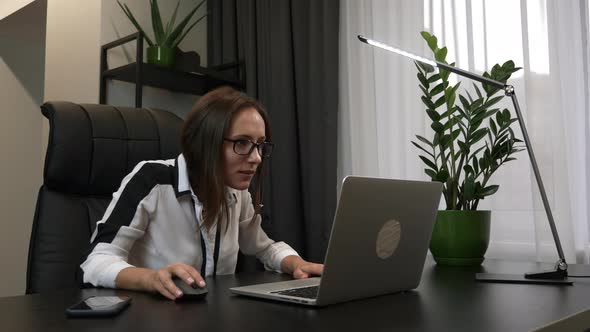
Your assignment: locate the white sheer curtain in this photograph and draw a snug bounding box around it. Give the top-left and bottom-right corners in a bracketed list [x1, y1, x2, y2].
[339, 0, 590, 263]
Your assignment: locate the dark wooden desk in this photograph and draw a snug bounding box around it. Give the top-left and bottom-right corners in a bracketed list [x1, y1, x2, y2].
[4, 258, 590, 332]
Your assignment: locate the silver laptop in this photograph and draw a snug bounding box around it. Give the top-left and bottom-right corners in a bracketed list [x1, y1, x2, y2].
[230, 176, 443, 306]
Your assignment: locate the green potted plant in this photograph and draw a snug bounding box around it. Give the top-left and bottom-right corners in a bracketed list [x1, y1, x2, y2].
[117, 0, 206, 67]
[413, 31, 524, 266]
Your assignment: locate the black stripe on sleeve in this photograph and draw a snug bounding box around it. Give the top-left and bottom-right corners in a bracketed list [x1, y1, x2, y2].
[77, 162, 174, 286]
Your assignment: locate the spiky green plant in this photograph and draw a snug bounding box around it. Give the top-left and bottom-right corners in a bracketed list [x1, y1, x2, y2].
[117, 0, 206, 48]
[413, 31, 525, 210]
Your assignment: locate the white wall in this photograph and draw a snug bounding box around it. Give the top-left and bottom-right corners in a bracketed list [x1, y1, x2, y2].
[101, 0, 208, 118]
[0, 0, 35, 21]
[44, 0, 102, 103]
[0, 0, 46, 297]
[42, 0, 102, 163]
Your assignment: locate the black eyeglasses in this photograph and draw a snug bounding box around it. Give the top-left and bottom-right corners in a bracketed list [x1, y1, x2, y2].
[223, 138, 275, 158]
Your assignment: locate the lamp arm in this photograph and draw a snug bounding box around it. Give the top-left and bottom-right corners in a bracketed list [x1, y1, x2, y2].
[434, 61, 505, 89]
[506, 89, 567, 266]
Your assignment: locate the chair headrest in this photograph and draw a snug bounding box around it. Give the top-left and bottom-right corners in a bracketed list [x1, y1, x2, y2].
[41, 102, 183, 196]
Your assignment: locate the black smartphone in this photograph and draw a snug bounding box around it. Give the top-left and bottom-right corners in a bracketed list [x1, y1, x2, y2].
[65, 295, 132, 317]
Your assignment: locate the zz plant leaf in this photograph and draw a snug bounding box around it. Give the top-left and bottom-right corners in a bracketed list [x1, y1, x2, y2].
[411, 32, 524, 210]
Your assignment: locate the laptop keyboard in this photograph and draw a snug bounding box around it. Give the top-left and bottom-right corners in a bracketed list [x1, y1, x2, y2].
[271, 285, 319, 299]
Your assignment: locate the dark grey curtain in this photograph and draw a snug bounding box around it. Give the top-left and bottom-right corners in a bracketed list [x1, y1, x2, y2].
[207, 0, 339, 263]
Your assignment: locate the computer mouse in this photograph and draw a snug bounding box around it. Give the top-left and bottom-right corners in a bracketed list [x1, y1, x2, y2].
[173, 278, 208, 301]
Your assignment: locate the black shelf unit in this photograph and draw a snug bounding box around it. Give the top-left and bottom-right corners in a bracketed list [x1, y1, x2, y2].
[99, 32, 243, 107]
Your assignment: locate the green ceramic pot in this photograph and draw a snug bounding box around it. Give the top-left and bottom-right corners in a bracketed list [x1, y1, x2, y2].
[430, 210, 491, 266]
[147, 46, 175, 67]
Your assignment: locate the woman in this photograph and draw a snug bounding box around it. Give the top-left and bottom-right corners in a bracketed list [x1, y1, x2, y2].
[79, 87, 323, 300]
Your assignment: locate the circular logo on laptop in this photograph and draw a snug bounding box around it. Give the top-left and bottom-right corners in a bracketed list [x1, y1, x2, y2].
[376, 219, 401, 259]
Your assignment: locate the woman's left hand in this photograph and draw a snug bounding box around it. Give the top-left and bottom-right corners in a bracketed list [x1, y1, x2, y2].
[281, 255, 324, 279]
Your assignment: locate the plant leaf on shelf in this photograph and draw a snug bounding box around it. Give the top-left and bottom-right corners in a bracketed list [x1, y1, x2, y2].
[171, 13, 207, 48]
[165, 0, 207, 47]
[165, 0, 181, 37]
[117, 0, 155, 46]
[150, 0, 165, 45]
[117, 0, 207, 48]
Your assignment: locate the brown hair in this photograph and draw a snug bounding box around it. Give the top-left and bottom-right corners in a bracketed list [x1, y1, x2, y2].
[181, 86, 271, 230]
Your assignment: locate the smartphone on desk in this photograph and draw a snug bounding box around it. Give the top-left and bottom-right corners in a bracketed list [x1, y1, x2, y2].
[65, 295, 131, 317]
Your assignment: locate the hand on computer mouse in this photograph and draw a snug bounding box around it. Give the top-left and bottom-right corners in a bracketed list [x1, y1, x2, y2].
[141, 262, 206, 300]
[172, 278, 208, 301]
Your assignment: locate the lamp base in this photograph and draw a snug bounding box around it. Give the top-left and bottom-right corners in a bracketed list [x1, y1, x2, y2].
[476, 259, 574, 285]
[475, 272, 573, 285]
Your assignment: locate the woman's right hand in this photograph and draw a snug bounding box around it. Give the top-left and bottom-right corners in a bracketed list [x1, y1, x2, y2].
[144, 262, 206, 300]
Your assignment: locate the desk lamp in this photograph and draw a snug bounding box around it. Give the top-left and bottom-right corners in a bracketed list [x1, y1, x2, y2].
[358, 35, 572, 284]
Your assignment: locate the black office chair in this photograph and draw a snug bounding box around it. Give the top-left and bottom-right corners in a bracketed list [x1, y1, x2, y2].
[26, 102, 183, 294]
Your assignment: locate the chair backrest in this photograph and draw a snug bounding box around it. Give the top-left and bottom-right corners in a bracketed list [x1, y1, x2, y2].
[26, 101, 183, 294]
